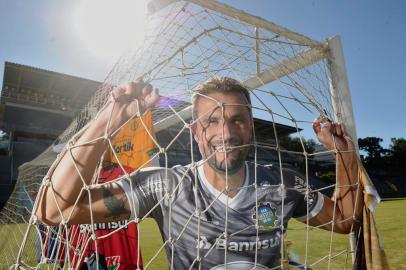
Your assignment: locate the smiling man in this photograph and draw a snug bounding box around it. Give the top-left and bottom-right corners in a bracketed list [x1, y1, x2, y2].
[191, 78, 254, 197]
[36, 77, 362, 269]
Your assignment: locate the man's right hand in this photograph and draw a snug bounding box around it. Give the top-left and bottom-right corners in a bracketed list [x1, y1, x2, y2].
[99, 80, 160, 133]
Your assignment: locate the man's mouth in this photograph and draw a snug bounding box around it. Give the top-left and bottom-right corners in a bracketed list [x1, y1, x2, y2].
[205, 139, 246, 175]
[211, 145, 238, 153]
[210, 141, 242, 153]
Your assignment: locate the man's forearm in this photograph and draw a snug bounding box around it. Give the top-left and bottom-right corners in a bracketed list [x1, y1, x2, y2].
[36, 117, 110, 224]
[334, 150, 363, 230]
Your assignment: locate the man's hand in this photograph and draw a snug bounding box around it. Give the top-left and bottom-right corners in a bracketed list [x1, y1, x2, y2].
[100, 80, 159, 133]
[312, 116, 355, 153]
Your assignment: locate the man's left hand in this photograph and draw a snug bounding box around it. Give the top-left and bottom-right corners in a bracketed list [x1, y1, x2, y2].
[312, 116, 355, 153]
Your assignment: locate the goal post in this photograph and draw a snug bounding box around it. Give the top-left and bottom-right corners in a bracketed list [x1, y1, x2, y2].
[327, 35, 359, 152]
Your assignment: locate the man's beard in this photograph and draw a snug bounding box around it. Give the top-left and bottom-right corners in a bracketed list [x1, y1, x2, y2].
[204, 138, 247, 175]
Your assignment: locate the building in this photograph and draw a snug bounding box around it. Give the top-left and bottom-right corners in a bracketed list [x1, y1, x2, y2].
[0, 62, 101, 208]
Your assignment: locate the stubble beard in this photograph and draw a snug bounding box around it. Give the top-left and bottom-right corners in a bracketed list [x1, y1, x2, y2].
[202, 138, 247, 176]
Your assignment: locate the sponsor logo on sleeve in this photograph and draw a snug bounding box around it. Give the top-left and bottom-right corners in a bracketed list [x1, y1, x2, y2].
[80, 220, 129, 232]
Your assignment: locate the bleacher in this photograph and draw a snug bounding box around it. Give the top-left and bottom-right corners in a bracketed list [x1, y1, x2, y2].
[0, 61, 102, 206]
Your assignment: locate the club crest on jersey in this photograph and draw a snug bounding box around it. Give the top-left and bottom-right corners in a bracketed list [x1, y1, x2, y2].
[130, 121, 140, 131]
[252, 202, 279, 230]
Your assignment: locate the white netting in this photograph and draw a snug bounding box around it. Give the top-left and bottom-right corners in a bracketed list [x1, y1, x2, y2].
[0, 1, 361, 269]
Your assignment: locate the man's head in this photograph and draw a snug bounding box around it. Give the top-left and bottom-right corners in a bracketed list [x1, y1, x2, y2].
[192, 77, 253, 176]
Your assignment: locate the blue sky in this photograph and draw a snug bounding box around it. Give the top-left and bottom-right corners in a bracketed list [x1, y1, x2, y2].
[0, 0, 405, 147]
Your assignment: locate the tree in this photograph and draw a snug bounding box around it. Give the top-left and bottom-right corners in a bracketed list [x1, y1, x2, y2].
[389, 137, 406, 169]
[390, 137, 406, 154]
[358, 136, 405, 174]
[358, 137, 385, 160]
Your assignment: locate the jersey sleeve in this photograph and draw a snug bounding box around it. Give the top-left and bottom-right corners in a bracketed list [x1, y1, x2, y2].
[117, 166, 168, 220]
[283, 168, 324, 222]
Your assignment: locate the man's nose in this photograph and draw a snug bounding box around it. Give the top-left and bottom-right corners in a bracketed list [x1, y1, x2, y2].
[220, 121, 235, 140]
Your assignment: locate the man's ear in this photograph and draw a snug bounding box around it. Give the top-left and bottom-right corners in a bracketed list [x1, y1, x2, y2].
[191, 121, 200, 143]
[248, 117, 254, 142]
[190, 122, 199, 143]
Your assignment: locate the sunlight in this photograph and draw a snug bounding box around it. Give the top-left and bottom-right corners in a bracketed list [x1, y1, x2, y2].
[73, 0, 147, 63]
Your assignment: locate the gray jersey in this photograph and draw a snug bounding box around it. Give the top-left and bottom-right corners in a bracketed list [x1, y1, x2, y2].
[119, 162, 323, 270]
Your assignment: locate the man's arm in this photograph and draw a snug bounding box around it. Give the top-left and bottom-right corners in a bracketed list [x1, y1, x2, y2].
[307, 117, 363, 234]
[35, 81, 159, 225]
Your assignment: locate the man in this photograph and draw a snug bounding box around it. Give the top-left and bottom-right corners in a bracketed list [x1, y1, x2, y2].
[36, 77, 362, 269]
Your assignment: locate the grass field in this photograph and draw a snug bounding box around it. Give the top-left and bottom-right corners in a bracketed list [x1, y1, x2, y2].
[139, 199, 406, 269]
[1, 199, 405, 269]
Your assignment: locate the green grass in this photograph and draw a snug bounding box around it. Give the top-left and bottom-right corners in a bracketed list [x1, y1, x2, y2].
[1, 199, 405, 269]
[285, 220, 353, 269]
[374, 198, 406, 268]
[141, 200, 406, 269]
[0, 223, 39, 269]
[139, 219, 168, 269]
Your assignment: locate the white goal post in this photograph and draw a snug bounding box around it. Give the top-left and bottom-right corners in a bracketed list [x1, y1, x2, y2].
[151, 0, 358, 149]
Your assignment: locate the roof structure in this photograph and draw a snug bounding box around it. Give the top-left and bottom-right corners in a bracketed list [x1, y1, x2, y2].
[0, 62, 101, 137]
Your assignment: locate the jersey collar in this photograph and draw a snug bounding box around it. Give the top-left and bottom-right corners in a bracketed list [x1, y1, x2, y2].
[197, 161, 249, 210]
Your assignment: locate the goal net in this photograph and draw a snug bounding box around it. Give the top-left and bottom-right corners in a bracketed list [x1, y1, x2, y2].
[0, 0, 363, 269]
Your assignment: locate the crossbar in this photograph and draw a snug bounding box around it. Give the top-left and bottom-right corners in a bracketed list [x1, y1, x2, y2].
[147, 0, 321, 47]
[154, 45, 327, 131]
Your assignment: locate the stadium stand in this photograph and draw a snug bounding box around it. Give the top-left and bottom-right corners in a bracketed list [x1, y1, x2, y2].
[0, 62, 101, 209]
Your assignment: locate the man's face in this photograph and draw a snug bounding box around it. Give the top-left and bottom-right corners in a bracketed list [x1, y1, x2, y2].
[193, 91, 253, 175]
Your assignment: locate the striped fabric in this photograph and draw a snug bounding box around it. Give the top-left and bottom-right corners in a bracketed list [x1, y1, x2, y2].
[356, 159, 390, 270]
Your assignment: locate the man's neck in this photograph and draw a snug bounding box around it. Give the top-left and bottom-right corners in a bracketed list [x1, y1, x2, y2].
[203, 163, 245, 198]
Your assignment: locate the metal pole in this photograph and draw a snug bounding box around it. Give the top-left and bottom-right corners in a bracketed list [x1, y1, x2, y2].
[327, 36, 359, 152]
[327, 35, 359, 264]
[147, 0, 321, 47]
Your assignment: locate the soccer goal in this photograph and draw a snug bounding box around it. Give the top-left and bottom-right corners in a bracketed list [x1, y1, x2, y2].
[0, 0, 362, 269]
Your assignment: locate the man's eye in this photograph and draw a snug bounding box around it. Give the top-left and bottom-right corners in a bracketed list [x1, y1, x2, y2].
[208, 117, 218, 124]
[234, 118, 243, 124]
[234, 117, 247, 125]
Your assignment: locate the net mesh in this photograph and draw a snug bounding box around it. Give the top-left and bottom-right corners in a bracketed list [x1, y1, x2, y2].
[0, 1, 361, 269]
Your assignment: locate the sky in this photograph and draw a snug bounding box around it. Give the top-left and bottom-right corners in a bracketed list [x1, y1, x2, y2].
[0, 0, 405, 148]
